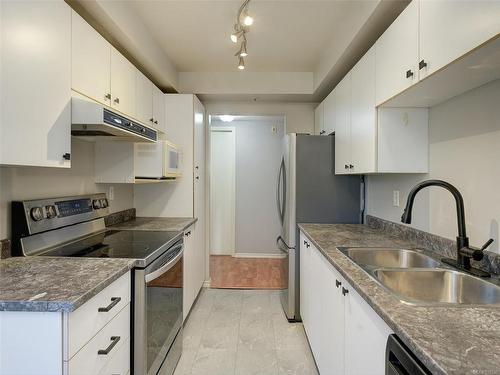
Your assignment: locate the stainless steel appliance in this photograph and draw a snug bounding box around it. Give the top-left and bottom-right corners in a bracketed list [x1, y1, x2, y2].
[71, 97, 158, 142]
[385, 334, 430, 374]
[276, 134, 361, 321]
[11, 194, 183, 375]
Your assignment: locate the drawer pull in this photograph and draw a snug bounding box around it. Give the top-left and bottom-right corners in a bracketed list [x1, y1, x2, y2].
[97, 336, 121, 355]
[98, 297, 121, 312]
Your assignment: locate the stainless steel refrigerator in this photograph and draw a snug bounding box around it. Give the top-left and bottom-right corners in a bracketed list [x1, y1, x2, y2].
[276, 133, 361, 321]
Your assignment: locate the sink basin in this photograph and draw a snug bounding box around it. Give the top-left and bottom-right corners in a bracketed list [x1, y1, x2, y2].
[373, 269, 500, 305]
[341, 248, 440, 269]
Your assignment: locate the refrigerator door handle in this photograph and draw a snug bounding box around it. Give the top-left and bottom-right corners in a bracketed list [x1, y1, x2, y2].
[276, 157, 285, 225]
[276, 236, 292, 254]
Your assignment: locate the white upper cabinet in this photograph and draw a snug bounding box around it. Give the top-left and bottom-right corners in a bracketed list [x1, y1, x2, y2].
[314, 102, 324, 135]
[334, 73, 351, 175]
[1, 0, 71, 168]
[153, 85, 166, 133]
[375, 0, 419, 105]
[419, 0, 500, 79]
[350, 46, 376, 174]
[323, 90, 336, 136]
[72, 10, 111, 106]
[111, 48, 136, 117]
[135, 70, 154, 126]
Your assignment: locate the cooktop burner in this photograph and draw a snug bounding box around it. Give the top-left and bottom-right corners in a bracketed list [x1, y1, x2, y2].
[39, 229, 182, 266]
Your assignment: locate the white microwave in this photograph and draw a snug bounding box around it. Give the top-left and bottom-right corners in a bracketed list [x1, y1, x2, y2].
[135, 140, 182, 179]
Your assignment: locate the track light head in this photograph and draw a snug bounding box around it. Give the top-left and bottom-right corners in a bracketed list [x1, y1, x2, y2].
[238, 56, 245, 70]
[243, 14, 253, 26]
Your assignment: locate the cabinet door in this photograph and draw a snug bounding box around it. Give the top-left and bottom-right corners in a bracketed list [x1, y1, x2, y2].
[314, 102, 324, 135]
[153, 85, 166, 133]
[135, 70, 153, 126]
[323, 90, 336, 136]
[350, 46, 376, 174]
[304, 241, 323, 362]
[334, 73, 351, 175]
[1, 0, 71, 168]
[419, 0, 500, 79]
[71, 10, 111, 106]
[299, 232, 311, 332]
[375, 0, 418, 105]
[183, 226, 195, 321]
[111, 48, 136, 117]
[344, 281, 393, 375]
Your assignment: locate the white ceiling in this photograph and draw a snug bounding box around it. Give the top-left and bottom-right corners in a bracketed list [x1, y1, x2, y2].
[129, 0, 381, 73]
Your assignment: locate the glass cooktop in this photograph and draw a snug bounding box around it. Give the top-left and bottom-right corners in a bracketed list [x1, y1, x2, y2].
[39, 229, 182, 266]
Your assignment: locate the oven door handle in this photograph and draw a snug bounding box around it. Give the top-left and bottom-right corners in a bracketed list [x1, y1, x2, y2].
[145, 247, 183, 283]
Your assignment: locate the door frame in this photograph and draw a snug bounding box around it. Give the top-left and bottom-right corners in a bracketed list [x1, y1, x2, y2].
[209, 126, 236, 256]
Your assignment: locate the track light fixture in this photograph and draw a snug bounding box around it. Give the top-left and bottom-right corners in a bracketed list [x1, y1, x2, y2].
[230, 0, 253, 70]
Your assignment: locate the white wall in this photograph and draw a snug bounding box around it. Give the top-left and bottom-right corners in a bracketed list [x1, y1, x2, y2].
[211, 117, 285, 255]
[204, 101, 315, 135]
[0, 139, 133, 239]
[367, 79, 500, 253]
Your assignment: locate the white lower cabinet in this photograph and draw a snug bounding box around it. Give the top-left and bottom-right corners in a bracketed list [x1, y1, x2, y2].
[183, 223, 204, 321]
[0, 272, 131, 375]
[300, 231, 393, 375]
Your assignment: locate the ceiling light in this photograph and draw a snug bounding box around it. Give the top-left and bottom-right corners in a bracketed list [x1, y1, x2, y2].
[230, 27, 244, 43]
[243, 14, 253, 26]
[238, 56, 245, 70]
[220, 115, 235, 123]
[239, 41, 248, 57]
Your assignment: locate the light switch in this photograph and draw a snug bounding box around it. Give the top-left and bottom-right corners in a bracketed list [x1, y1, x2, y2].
[393, 190, 400, 207]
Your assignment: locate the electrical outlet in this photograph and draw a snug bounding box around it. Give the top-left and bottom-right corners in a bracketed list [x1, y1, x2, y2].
[393, 190, 400, 207]
[109, 186, 114, 201]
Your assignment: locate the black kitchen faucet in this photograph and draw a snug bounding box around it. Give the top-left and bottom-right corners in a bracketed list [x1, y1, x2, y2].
[401, 179, 494, 277]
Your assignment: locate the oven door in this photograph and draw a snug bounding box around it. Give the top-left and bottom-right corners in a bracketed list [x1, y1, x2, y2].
[135, 239, 183, 375]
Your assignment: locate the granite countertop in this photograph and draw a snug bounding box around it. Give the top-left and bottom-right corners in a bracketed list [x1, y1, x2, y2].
[0, 257, 135, 312]
[110, 217, 197, 232]
[298, 223, 500, 375]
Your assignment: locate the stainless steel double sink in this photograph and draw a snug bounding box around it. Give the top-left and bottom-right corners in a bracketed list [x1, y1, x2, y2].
[339, 247, 500, 305]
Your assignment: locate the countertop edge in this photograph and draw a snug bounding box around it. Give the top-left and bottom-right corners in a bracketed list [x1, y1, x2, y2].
[297, 224, 447, 375]
[110, 217, 198, 232]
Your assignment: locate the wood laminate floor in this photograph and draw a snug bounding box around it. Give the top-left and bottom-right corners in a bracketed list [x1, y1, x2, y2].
[210, 255, 287, 289]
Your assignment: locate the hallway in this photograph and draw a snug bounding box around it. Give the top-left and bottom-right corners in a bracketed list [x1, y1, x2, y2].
[174, 288, 318, 375]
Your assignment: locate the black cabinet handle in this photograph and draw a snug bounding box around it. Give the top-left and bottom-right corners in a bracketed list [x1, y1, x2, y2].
[154, 120, 158, 124]
[185, 231, 192, 237]
[406, 70, 414, 78]
[98, 336, 120, 355]
[63, 153, 71, 161]
[349, 164, 354, 169]
[320, 130, 326, 135]
[114, 97, 120, 104]
[104, 93, 111, 100]
[419, 60, 427, 70]
[344, 164, 349, 170]
[149, 118, 154, 122]
[335, 279, 342, 288]
[303, 240, 310, 248]
[98, 297, 121, 312]
[342, 287, 349, 296]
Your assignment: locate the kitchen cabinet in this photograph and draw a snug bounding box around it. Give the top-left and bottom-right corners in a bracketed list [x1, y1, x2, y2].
[153, 85, 167, 133]
[71, 10, 111, 107]
[300, 231, 392, 375]
[183, 223, 204, 320]
[110, 48, 136, 117]
[334, 73, 351, 175]
[0, 0, 71, 168]
[0, 272, 131, 375]
[314, 102, 324, 135]
[135, 70, 154, 126]
[322, 90, 336, 136]
[375, 0, 419, 105]
[418, 1, 500, 79]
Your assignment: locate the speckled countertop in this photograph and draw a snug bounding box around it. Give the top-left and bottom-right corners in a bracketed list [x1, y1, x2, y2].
[110, 217, 197, 232]
[298, 223, 500, 375]
[0, 257, 135, 312]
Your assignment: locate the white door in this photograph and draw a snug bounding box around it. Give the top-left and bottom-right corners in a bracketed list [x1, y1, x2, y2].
[375, 0, 418, 105]
[111, 48, 136, 116]
[210, 127, 235, 255]
[350, 46, 376, 174]
[135, 70, 153, 126]
[71, 10, 111, 106]
[419, 0, 500, 79]
[334, 73, 351, 175]
[153, 86, 166, 133]
[1, 0, 71, 168]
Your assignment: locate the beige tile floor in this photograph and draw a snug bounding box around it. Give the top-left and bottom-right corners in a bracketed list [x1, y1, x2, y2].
[174, 288, 319, 375]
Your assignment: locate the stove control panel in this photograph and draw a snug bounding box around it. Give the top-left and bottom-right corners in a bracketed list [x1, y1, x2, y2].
[12, 194, 110, 238]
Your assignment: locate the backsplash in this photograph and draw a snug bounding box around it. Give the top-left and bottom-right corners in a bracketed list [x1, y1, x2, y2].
[367, 215, 500, 276]
[1, 239, 10, 259]
[104, 208, 136, 227]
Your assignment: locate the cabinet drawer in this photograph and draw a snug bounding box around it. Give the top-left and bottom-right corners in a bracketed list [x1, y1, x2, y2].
[68, 303, 130, 375]
[98, 336, 130, 375]
[67, 272, 131, 359]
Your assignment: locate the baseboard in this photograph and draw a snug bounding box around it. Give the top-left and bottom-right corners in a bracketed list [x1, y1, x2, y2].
[232, 252, 286, 259]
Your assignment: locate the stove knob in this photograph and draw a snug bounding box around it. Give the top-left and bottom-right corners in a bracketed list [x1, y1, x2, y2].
[100, 198, 108, 208]
[93, 199, 102, 209]
[45, 205, 57, 219]
[30, 207, 44, 221]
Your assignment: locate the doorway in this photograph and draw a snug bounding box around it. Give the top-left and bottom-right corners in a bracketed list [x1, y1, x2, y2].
[208, 115, 287, 289]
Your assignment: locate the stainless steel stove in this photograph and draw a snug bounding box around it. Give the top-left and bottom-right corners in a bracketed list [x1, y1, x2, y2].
[11, 194, 184, 375]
